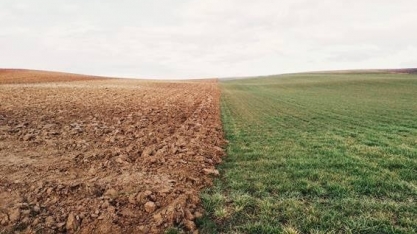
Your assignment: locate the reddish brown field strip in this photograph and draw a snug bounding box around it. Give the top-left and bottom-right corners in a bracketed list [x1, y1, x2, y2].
[0, 69, 105, 84]
[0, 71, 225, 233]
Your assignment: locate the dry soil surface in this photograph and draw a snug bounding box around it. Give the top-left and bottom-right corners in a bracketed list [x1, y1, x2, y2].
[0, 71, 225, 233]
[0, 69, 103, 84]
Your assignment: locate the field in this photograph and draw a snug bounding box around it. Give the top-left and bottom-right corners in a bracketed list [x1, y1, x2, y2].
[0, 69, 102, 84]
[1, 69, 417, 234]
[202, 73, 417, 233]
[0, 70, 225, 233]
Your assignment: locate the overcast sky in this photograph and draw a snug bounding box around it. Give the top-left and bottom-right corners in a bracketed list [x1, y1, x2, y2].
[1, 0, 416, 79]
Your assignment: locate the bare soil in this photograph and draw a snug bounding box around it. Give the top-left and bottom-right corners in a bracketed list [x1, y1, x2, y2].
[0, 71, 225, 233]
[0, 69, 104, 84]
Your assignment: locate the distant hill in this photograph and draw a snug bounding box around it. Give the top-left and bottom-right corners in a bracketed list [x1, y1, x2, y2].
[0, 69, 106, 84]
[221, 68, 417, 81]
[306, 68, 417, 75]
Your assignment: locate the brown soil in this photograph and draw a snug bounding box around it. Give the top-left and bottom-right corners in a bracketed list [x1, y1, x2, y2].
[0, 71, 225, 233]
[0, 69, 104, 84]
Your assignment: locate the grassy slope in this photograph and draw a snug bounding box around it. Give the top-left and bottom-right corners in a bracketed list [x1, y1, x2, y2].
[200, 73, 417, 233]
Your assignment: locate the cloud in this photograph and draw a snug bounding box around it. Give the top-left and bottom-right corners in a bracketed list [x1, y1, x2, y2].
[0, 0, 416, 78]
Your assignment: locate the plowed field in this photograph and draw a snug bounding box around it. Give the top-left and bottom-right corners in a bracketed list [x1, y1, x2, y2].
[0, 69, 103, 84]
[0, 71, 225, 233]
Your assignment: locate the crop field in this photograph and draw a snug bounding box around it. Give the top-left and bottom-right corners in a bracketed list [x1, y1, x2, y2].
[0, 69, 103, 84]
[1, 69, 417, 234]
[0, 70, 225, 233]
[202, 73, 417, 233]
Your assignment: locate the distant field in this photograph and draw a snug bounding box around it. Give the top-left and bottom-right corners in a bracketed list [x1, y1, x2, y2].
[201, 73, 417, 233]
[0, 69, 104, 84]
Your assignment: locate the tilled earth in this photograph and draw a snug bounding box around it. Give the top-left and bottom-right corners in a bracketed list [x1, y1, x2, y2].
[0, 71, 225, 233]
[0, 69, 102, 84]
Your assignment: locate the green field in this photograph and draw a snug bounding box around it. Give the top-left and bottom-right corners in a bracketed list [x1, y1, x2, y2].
[200, 73, 417, 233]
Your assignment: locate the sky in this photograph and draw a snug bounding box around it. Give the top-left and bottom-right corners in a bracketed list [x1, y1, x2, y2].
[1, 0, 416, 79]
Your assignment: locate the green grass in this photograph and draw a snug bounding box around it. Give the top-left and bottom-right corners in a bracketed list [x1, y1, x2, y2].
[200, 73, 417, 233]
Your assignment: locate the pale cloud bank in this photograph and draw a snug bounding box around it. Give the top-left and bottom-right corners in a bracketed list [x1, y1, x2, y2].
[0, 0, 416, 78]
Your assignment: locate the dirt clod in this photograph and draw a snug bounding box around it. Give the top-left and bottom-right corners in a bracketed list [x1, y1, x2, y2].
[194, 211, 203, 219]
[45, 216, 55, 227]
[203, 168, 220, 176]
[23, 134, 35, 141]
[8, 209, 20, 223]
[144, 201, 157, 213]
[184, 219, 197, 231]
[104, 188, 118, 198]
[66, 212, 79, 231]
[33, 205, 40, 213]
